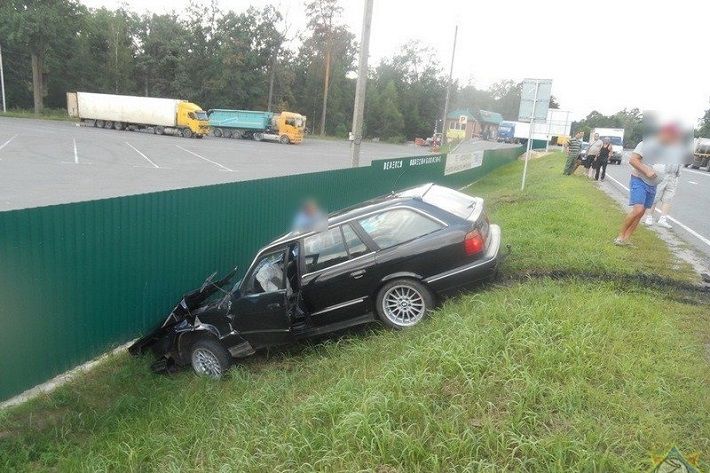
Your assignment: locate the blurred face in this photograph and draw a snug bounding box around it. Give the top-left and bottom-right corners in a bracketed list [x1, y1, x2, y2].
[603, 138, 610, 145]
[658, 127, 681, 145]
[576, 132, 583, 139]
[594, 133, 599, 140]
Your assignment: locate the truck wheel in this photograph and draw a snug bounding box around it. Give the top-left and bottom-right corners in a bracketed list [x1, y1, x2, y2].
[213, 128, 223, 138]
[95, 120, 104, 128]
[182, 128, 193, 139]
[231, 130, 244, 139]
[189, 337, 231, 379]
[155, 126, 165, 135]
[223, 130, 233, 139]
[114, 122, 125, 131]
[279, 135, 290, 144]
[253, 133, 263, 142]
[104, 121, 113, 129]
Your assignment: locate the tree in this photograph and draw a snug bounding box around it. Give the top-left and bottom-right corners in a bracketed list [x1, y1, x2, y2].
[304, 0, 346, 135]
[1, 0, 83, 113]
[696, 108, 710, 138]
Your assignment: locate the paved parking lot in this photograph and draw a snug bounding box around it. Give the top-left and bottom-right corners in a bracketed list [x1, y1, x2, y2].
[0, 117, 447, 211]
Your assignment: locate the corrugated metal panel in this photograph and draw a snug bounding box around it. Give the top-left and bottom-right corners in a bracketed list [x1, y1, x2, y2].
[0, 147, 520, 401]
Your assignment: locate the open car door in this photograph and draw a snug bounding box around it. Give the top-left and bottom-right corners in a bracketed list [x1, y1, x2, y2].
[231, 247, 296, 348]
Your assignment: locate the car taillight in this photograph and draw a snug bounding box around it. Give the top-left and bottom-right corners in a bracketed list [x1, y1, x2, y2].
[464, 230, 485, 255]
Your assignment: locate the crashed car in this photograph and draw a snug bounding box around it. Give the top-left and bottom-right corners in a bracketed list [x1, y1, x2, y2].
[129, 183, 502, 378]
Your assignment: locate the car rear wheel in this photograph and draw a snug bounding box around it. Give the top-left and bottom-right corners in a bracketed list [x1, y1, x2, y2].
[376, 279, 433, 329]
[189, 337, 231, 379]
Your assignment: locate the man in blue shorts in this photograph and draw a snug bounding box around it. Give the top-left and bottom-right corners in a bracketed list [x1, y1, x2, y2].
[614, 123, 683, 246]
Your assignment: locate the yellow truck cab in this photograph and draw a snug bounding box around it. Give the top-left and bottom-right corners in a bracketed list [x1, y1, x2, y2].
[177, 102, 210, 138]
[275, 112, 306, 144]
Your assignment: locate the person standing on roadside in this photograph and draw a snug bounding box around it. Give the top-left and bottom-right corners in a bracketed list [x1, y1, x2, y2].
[642, 167, 679, 228]
[614, 123, 684, 246]
[594, 137, 612, 181]
[585, 133, 604, 178]
[563, 131, 584, 175]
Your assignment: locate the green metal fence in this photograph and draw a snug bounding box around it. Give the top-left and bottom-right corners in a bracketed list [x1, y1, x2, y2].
[0, 145, 521, 401]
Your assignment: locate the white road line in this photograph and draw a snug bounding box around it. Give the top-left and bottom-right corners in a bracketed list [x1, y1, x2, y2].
[0, 134, 18, 157]
[175, 145, 235, 172]
[682, 167, 710, 178]
[73, 138, 79, 164]
[126, 142, 160, 169]
[688, 180, 698, 185]
[606, 174, 710, 248]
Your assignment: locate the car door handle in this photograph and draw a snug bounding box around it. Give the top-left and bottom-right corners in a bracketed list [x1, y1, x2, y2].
[350, 270, 366, 279]
[267, 302, 282, 310]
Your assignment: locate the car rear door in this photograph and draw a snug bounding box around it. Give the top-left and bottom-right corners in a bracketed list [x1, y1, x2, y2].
[300, 224, 376, 327]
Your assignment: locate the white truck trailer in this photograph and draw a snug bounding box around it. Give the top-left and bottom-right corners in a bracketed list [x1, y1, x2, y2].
[66, 92, 209, 138]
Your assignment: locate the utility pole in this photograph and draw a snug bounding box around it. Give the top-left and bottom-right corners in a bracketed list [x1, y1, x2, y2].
[0, 42, 6, 113]
[440, 25, 458, 147]
[350, 0, 374, 167]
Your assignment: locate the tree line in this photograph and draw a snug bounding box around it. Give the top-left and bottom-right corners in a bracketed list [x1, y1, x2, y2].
[1, 0, 536, 141]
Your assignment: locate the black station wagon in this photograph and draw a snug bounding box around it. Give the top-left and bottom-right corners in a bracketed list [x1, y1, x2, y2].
[130, 184, 502, 378]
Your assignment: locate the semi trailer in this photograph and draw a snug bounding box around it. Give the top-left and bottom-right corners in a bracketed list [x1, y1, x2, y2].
[208, 109, 306, 144]
[67, 92, 209, 138]
[690, 137, 710, 170]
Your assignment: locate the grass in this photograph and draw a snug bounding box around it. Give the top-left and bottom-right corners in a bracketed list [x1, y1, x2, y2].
[0, 108, 75, 121]
[1, 153, 708, 472]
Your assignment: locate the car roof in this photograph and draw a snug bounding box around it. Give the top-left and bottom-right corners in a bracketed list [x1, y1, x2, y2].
[264, 183, 436, 250]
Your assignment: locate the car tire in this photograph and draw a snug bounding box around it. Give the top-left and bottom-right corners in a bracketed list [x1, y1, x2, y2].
[189, 337, 231, 379]
[376, 279, 434, 330]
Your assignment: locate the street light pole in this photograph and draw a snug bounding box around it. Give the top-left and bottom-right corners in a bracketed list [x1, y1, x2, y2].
[0, 42, 7, 113]
[350, 0, 374, 168]
[441, 25, 458, 147]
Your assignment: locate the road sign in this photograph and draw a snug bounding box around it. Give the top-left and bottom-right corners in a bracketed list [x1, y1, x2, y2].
[518, 79, 552, 123]
[518, 79, 553, 191]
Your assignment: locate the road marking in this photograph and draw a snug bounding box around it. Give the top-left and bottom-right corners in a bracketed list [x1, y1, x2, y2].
[126, 142, 160, 169]
[682, 167, 710, 178]
[73, 138, 79, 164]
[175, 145, 235, 172]
[0, 134, 18, 158]
[606, 174, 710, 248]
[688, 180, 698, 185]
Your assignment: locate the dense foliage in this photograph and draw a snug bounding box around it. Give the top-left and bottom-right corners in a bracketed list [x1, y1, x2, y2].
[0, 0, 537, 140]
[571, 108, 644, 147]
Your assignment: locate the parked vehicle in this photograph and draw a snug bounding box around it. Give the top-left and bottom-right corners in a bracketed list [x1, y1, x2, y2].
[129, 184, 502, 378]
[590, 127, 624, 164]
[66, 92, 209, 138]
[579, 141, 590, 160]
[208, 109, 306, 144]
[497, 121, 516, 143]
[689, 138, 710, 170]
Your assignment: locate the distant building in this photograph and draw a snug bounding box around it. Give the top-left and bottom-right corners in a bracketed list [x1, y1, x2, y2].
[445, 109, 503, 141]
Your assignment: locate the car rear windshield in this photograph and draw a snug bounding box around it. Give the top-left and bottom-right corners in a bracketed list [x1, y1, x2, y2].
[401, 185, 476, 219]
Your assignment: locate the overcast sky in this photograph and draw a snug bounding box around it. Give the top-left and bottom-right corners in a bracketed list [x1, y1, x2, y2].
[81, 0, 709, 124]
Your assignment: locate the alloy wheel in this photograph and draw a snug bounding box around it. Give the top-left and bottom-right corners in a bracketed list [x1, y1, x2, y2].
[191, 348, 223, 379]
[382, 285, 426, 327]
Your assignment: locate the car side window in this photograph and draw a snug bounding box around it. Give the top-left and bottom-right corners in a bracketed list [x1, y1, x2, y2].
[245, 252, 286, 294]
[303, 227, 349, 273]
[341, 223, 369, 258]
[357, 209, 442, 249]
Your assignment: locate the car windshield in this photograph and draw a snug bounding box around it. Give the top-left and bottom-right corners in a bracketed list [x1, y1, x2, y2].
[601, 136, 623, 146]
[400, 185, 475, 219]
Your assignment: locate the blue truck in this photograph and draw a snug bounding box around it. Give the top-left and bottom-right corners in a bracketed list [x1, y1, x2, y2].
[207, 109, 306, 144]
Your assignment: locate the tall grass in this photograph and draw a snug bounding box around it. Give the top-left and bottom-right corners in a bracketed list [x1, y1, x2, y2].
[1, 153, 707, 472]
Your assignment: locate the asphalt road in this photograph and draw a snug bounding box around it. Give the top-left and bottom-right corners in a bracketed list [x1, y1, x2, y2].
[601, 153, 710, 263]
[0, 116, 463, 211]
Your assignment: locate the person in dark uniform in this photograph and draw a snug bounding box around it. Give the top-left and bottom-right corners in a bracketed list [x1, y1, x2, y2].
[594, 138, 612, 181]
